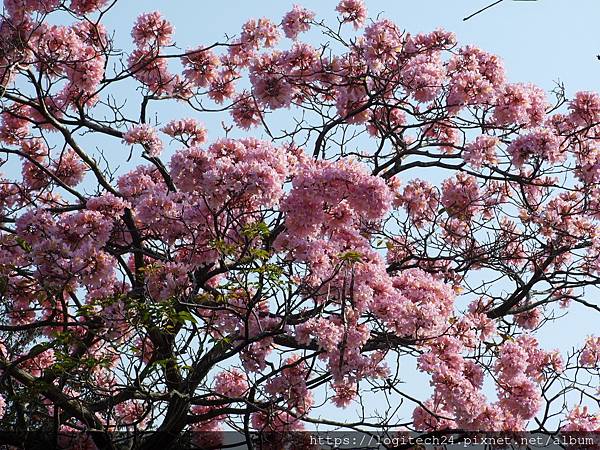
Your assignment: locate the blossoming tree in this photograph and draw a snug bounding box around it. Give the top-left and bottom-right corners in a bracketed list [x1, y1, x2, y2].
[0, 0, 599, 448]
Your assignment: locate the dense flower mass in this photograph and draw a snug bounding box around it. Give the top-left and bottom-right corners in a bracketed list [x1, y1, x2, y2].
[0, 1, 598, 448]
[281, 4, 315, 40]
[123, 124, 164, 157]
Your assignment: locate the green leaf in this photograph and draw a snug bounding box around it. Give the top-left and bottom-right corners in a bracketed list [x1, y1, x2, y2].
[177, 310, 197, 324]
[338, 250, 363, 263]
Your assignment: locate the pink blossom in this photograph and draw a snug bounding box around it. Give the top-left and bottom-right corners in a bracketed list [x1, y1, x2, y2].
[441, 173, 482, 219]
[123, 124, 163, 157]
[266, 355, 313, 414]
[86, 193, 130, 216]
[127, 47, 174, 94]
[276, 158, 392, 282]
[240, 18, 280, 50]
[161, 118, 207, 146]
[296, 318, 343, 353]
[231, 92, 263, 129]
[282, 42, 320, 77]
[423, 121, 460, 153]
[208, 75, 236, 104]
[131, 11, 173, 48]
[170, 138, 289, 210]
[497, 375, 541, 420]
[575, 145, 600, 184]
[282, 5, 315, 40]
[331, 380, 358, 408]
[362, 19, 403, 71]
[252, 74, 294, 109]
[494, 83, 548, 127]
[53, 148, 87, 187]
[579, 336, 600, 367]
[366, 105, 406, 136]
[396, 179, 439, 226]
[336, 0, 367, 29]
[69, 0, 108, 15]
[181, 48, 220, 88]
[404, 29, 457, 54]
[463, 135, 498, 168]
[0, 106, 30, 144]
[388, 268, 455, 339]
[400, 52, 445, 102]
[0, 395, 5, 419]
[447, 46, 505, 109]
[4, 0, 60, 18]
[563, 406, 600, 432]
[413, 400, 456, 431]
[506, 128, 563, 167]
[515, 308, 541, 330]
[334, 85, 370, 123]
[214, 369, 248, 399]
[568, 91, 600, 126]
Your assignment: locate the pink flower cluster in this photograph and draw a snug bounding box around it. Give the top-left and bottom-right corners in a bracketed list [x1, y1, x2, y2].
[15, 206, 117, 297]
[396, 179, 440, 227]
[335, 0, 367, 29]
[362, 19, 403, 71]
[447, 46, 505, 109]
[32, 23, 106, 107]
[276, 158, 392, 281]
[0, 106, 30, 145]
[563, 406, 600, 432]
[170, 138, 290, 209]
[282, 4, 315, 40]
[494, 338, 544, 424]
[20, 140, 86, 190]
[463, 135, 498, 168]
[161, 118, 207, 146]
[441, 173, 482, 219]
[414, 334, 560, 431]
[123, 124, 164, 157]
[506, 128, 563, 167]
[575, 145, 600, 185]
[69, 0, 108, 15]
[494, 83, 548, 127]
[3, 0, 59, 19]
[400, 52, 446, 102]
[181, 48, 220, 88]
[250, 54, 295, 110]
[231, 92, 263, 129]
[579, 336, 600, 367]
[214, 368, 248, 399]
[568, 91, 600, 126]
[266, 355, 313, 414]
[131, 11, 174, 48]
[384, 268, 455, 339]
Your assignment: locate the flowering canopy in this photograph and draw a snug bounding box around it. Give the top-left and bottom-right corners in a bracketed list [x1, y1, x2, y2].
[0, 0, 599, 448]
